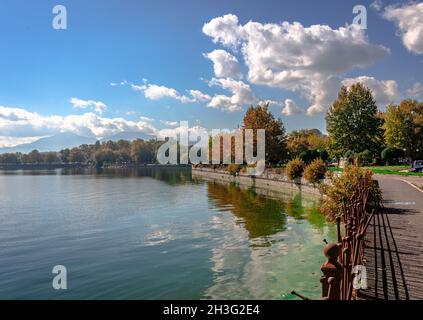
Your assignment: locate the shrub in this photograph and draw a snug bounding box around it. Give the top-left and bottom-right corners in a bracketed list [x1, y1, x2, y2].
[226, 164, 241, 175]
[381, 147, 405, 165]
[304, 158, 327, 186]
[355, 149, 372, 165]
[344, 150, 355, 164]
[343, 149, 375, 166]
[320, 164, 382, 222]
[285, 158, 305, 181]
[317, 149, 329, 162]
[299, 149, 320, 164]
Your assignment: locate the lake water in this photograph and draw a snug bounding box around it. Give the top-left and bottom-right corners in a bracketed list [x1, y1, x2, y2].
[0, 167, 335, 300]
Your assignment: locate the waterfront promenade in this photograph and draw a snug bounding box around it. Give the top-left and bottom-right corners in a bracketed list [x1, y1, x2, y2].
[359, 175, 423, 300]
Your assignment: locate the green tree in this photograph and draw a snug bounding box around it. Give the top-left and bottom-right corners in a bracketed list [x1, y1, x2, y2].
[60, 148, 70, 163]
[95, 148, 117, 167]
[326, 84, 383, 160]
[0, 153, 21, 164]
[43, 152, 60, 164]
[381, 147, 405, 165]
[25, 150, 43, 163]
[130, 139, 155, 164]
[69, 148, 86, 163]
[243, 103, 287, 164]
[287, 129, 328, 158]
[382, 99, 423, 161]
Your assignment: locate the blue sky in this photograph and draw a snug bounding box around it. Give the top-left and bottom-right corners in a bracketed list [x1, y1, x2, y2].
[0, 0, 422, 147]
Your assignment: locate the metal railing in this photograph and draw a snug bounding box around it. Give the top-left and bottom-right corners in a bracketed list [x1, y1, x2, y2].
[320, 180, 378, 300]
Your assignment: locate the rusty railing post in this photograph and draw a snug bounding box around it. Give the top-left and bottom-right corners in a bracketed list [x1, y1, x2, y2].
[321, 243, 343, 300]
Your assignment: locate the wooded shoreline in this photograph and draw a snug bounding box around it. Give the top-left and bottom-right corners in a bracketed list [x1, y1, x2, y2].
[0, 163, 191, 170]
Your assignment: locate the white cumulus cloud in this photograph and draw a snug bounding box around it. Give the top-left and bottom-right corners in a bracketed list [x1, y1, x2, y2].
[384, 2, 423, 55]
[203, 14, 390, 116]
[202, 14, 244, 49]
[282, 99, 303, 116]
[189, 90, 211, 102]
[0, 105, 158, 147]
[139, 116, 155, 122]
[207, 78, 256, 112]
[407, 82, 423, 99]
[204, 49, 242, 79]
[130, 80, 210, 104]
[341, 76, 399, 106]
[70, 97, 107, 114]
[160, 120, 179, 127]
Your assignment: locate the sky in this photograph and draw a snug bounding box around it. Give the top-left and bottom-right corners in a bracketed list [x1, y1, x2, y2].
[0, 0, 422, 147]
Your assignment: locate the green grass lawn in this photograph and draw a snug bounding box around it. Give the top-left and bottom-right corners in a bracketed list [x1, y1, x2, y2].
[329, 165, 423, 176]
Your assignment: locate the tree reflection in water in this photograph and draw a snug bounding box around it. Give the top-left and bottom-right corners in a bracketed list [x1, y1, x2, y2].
[207, 181, 329, 247]
[59, 166, 195, 185]
[285, 193, 327, 231]
[207, 182, 287, 242]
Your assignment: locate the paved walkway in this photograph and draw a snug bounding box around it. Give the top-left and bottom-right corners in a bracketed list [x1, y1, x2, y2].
[359, 175, 423, 300]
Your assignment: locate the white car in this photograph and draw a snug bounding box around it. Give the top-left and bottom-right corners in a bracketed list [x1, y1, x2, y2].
[411, 160, 423, 172]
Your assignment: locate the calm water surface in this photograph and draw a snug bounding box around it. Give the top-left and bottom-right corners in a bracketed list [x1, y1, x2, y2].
[0, 167, 335, 299]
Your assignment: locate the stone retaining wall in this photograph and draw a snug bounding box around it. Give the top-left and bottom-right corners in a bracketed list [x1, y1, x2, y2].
[192, 167, 321, 197]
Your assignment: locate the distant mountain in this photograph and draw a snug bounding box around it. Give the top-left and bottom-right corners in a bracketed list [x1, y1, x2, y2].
[0, 133, 97, 154]
[101, 131, 156, 142]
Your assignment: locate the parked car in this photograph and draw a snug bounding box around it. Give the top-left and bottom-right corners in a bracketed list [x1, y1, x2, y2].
[411, 160, 423, 172]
